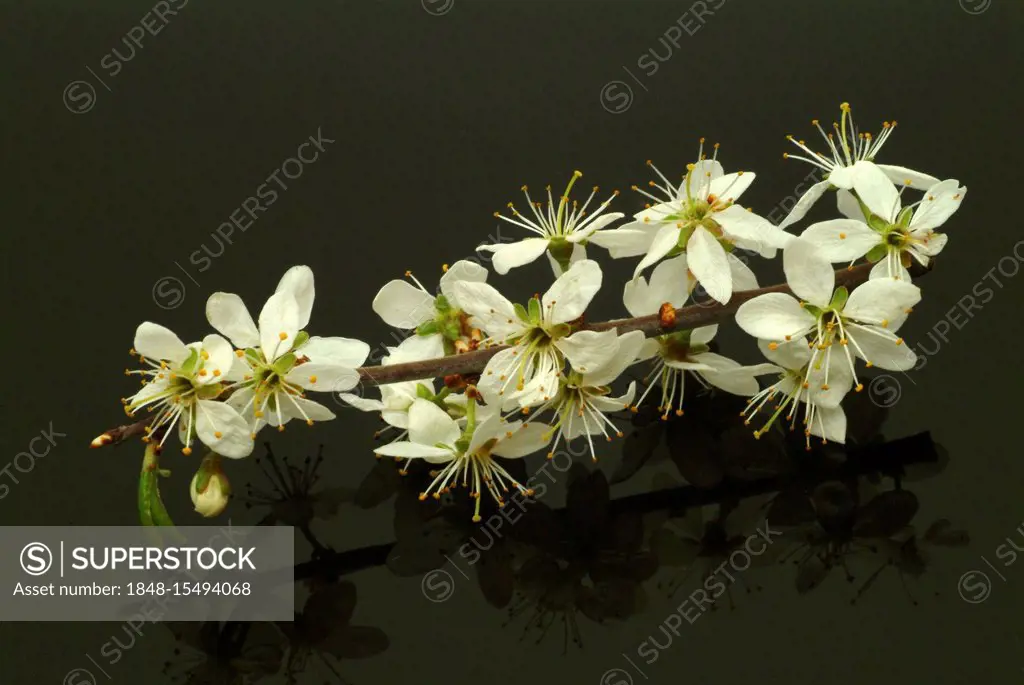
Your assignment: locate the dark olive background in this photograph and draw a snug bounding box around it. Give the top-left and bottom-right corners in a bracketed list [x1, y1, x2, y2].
[2, 0, 1022, 683]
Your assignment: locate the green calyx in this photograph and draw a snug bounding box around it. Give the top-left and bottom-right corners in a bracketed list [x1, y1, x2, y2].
[829, 286, 849, 310]
[415, 297, 466, 342]
[547, 237, 575, 273]
[657, 330, 708, 362]
[865, 243, 889, 263]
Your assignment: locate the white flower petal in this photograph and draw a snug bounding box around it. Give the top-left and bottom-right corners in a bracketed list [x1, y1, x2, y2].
[543, 259, 602, 324]
[286, 363, 360, 393]
[301, 337, 370, 367]
[584, 330, 648, 387]
[708, 171, 755, 203]
[757, 338, 810, 369]
[716, 205, 792, 257]
[912, 231, 948, 257]
[407, 398, 460, 448]
[778, 180, 831, 230]
[690, 325, 718, 346]
[853, 161, 900, 222]
[836, 189, 863, 221]
[735, 293, 815, 340]
[800, 219, 881, 262]
[909, 180, 965, 231]
[809, 406, 846, 444]
[844, 279, 921, 324]
[281, 395, 337, 423]
[372, 280, 435, 329]
[492, 423, 551, 459]
[195, 400, 253, 459]
[876, 164, 940, 190]
[338, 394, 385, 412]
[679, 159, 724, 201]
[439, 260, 488, 305]
[373, 441, 452, 460]
[687, 225, 732, 304]
[868, 256, 911, 282]
[569, 212, 624, 241]
[692, 352, 762, 396]
[453, 281, 521, 340]
[554, 329, 620, 375]
[485, 238, 550, 275]
[632, 224, 680, 279]
[259, 291, 300, 362]
[784, 238, 834, 307]
[275, 265, 315, 330]
[849, 327, 917, 371]
[623, 254, 690, 317]
[588, 224, 659, 259]
[198, 334, 235, 385]
[134, 322, 189, 363]
[727, 253, 759, 291]
[385, 333, 444, 364]
[205, 293, 259, 349]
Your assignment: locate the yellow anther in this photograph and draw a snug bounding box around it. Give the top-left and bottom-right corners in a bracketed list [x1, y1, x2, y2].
[278, 332, 288, 341]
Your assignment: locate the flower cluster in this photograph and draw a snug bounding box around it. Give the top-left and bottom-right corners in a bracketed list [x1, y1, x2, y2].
[112, 103, 964, 522]
[121, 266, 369, 516]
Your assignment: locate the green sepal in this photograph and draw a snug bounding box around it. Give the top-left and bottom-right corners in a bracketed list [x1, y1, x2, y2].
[453, 437, 471, 453]
[675, 222, 695, 249]
[415, 383, 433, 400]
[547, 238, 574, 273]
[292, 330, 310, 351]
[829, 286, 849, 310]
[272, 352, 298, 375]
[867, 213, 890, 232]
[896, 206, 914, 228]
[196, 382, 224, 400]
[513, 302, 530, 323]
[179, 348, 201, 376]
[548, 322, 572, 340]
[434, 294, 451, 314]
[442, 321, 461, 341]
[802, 303, 823, 318]
[527, 297, 542, 323]
[244, 347, 263, 365]
[865, 244, 888, 263]
[416, 321, 440, 336]
[663, 330, 692, 347]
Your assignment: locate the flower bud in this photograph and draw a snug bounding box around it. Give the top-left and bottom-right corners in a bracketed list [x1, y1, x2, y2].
[190, 458, 231, 518]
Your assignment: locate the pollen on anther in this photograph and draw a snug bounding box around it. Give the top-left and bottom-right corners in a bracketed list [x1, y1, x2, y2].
[182, 447, 192, 456]
[309, 375, 318, 383]
[235, 349, 244, 357]
[214, 431, 223, 439]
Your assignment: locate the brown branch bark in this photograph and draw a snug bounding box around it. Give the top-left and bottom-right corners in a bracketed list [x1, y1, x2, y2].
[90, 414, 155, 448]
[356, 260, 925, 386]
